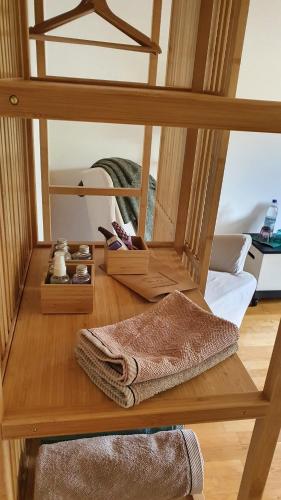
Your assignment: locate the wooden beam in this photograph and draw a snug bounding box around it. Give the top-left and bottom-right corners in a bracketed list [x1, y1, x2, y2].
[49, 185, 141, 197]
[2, 391, 269, 440]
[238, 321, 281, 499]
[0, 79, 281, 131]
[29, 33, 155, 54]
[31, 75, 194, 92]
[138, 0, 162, 238]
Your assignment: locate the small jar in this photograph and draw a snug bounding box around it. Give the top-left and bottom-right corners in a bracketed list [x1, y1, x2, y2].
[54, 244, 72, 260]
[72, 264, 91, 284]
[72, 244, 92, 260]
[57, 238, 69, 245]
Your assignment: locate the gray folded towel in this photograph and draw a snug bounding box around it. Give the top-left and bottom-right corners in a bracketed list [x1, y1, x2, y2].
[34, 430, 204, 500]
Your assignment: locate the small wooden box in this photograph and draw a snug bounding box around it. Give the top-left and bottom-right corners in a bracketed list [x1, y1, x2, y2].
[41, 264, 95, 314]
[49, 241, 95, 264]
[105, 236, 149, 275]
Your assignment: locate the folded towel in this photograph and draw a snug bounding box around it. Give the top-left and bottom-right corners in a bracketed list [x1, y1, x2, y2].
[77, 342, 238, 408]
[34, 430, 204, 500]
[76, 290, 238, 385]
[75, 291, 238, 407]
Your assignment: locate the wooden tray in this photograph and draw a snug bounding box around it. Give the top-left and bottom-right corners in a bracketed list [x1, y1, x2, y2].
[105, 236, 149, 275]
[41, 263, 95, 314]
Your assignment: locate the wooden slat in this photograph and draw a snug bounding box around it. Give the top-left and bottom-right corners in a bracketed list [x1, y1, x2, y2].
[0, 79, 281, 131]
[153, 0, 201, 241]
[173, 0, 250, 290]
[34, 0, 51, 241]
[0, 1, 32, 498]
[31, 75, 194, 92]
[138, 0, 162, 237]
[49, 185, 141, 197]
[174, 0, 216, 252]
[18, 0, 38, 247]
[29, 33, 156, 54]
[198, 0, 251, 292]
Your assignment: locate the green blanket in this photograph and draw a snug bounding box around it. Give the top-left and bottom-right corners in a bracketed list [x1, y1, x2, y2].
[91, 157, 156, 240]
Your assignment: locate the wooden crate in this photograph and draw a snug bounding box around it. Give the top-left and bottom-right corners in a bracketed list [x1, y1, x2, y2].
[41, 264, 95, 314]
[49, 241, 95, 264]
[104, 236, 149, 275]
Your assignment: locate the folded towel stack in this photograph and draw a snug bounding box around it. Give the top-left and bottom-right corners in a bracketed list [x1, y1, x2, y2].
[75, 291, 239, 408]
[34, 429, 204, 500]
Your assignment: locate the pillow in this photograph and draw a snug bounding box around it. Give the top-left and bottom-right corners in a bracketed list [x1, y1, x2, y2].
[209, 234, 252, 275]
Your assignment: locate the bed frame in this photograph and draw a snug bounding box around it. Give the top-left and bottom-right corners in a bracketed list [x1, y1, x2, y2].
[0, 1, 281, 499]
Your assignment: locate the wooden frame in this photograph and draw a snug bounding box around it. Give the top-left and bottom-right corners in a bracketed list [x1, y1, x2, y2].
[29, 0, 162, 241]
[1, 1, 281, 499]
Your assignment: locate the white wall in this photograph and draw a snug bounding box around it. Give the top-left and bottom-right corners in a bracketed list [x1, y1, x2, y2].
[216, 0, 281, 234]
[28, 0, 171, 240]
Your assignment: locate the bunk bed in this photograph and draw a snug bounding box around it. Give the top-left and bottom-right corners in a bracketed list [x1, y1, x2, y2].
[0, 1, 281, 499]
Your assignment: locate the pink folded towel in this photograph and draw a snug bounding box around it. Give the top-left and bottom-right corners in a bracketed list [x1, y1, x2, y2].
[76, 290, 238, 382]
[34, 430, 204, 500]
[75, 291, 238, 407]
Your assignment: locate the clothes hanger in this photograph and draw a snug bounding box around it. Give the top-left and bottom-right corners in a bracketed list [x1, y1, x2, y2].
[29, 0, 161, 54]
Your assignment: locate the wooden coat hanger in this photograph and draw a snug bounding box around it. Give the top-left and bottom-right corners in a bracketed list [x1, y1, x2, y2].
[29, 0, 161, 54]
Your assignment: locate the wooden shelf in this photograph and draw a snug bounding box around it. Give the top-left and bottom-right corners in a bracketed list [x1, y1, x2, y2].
[2, 247, 268, 440]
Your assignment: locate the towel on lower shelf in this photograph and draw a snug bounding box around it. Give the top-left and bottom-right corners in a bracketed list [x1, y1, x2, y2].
[75, 291, 239, 408]
[34, 429, 204, 500]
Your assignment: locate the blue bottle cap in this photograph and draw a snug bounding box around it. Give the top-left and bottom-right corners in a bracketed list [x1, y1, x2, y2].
[272, 199, 277, 203]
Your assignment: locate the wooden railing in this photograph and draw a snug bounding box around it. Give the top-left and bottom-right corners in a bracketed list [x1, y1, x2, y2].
[0, 0, 34, 497]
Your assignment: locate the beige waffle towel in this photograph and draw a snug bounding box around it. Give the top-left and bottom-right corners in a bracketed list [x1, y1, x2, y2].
[77, 342, 238, 408]
[75, 291, 238, 407]
[34, 430, 204, 500]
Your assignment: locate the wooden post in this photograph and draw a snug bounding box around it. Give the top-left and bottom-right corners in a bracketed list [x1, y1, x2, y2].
[238, 321, 281, 499]
[173, 0, 250, 290]
[138, 0, 162, 238]
[198, 0, 250, 293]
[19, 0, 38, 247]
[153, 0, 201, 242]
[34, 0, 51, 241]
[174, 0, 215, 253]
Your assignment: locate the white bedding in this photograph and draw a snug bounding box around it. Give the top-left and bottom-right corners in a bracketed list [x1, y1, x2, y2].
[205, 270, 257, 327]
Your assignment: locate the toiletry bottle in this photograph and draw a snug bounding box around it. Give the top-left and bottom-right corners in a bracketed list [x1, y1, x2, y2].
[72, 244, 92, 260]
[50, 254, 70, 284]
[72, 264, 91, 284]
[98, 226, 128, 250]
[49, 250, 66, 274]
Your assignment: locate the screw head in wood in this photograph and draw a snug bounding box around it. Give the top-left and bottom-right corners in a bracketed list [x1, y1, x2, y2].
[9, 95, 19, 105]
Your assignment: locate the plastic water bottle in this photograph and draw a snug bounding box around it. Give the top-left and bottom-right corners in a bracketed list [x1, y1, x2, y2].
[261, 199, 278, 238]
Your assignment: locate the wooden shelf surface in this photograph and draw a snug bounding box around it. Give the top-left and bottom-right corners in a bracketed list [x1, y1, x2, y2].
[2, 247, 268, 440]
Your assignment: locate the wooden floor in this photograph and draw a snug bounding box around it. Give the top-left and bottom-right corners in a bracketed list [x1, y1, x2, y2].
[191, 299, 281, 500]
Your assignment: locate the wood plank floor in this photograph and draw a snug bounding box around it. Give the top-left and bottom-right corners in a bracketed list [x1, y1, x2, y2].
[192, 299, 281, 499]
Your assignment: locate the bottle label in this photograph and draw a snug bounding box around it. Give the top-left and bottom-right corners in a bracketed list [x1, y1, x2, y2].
[264, 216, 276, 231]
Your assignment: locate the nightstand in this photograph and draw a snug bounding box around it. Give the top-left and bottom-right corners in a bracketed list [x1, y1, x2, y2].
[244, 233, 281, 304]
